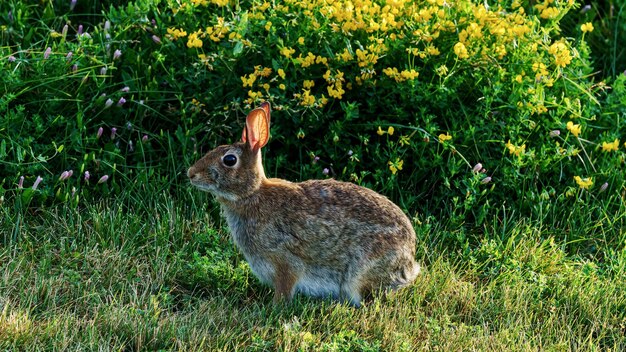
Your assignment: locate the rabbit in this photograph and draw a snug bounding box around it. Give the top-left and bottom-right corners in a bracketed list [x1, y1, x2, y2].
[187, 102, 420, 306]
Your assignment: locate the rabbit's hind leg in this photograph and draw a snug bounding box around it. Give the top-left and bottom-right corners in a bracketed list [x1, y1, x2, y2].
[344, 254, 416, 306]
[340, 281, 363, 307]
[340, 267, 370, 307]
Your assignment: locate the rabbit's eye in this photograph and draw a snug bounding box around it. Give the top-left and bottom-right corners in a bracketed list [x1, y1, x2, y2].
[223, 154, 237, 167]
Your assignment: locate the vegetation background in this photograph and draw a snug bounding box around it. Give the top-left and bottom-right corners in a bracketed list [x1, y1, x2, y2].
[1, 0, 625, 350]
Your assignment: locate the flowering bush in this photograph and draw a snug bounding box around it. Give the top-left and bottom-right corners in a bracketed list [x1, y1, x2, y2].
[155, 0, 625, 222]
[2, 0, 625, 235]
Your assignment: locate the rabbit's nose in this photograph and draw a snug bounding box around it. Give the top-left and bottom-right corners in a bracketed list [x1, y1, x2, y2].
[187, 167, 196, 179]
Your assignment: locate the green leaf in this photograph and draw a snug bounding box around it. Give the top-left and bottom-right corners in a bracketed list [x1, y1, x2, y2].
[233, 41, 244, 57]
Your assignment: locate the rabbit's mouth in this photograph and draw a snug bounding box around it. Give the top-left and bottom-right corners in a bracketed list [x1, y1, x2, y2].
[189, 180, 216, 193]
[189, 180, 239, 202]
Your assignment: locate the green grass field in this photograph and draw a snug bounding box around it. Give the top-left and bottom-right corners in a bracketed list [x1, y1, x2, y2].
[2, 191, 624, 350]
[2, 0, 626, 350]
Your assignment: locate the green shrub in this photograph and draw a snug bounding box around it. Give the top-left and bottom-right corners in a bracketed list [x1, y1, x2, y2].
[153, 0, 626, 226]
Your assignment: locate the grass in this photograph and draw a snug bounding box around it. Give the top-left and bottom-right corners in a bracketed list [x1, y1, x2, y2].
[1, 191, 625, 351]
[2, 0, 626, 350]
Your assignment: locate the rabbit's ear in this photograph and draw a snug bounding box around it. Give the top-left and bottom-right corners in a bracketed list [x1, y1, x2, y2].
[259, 101, 271, 127]
[244, 106, 270, 152]
[241, 102, 271, 145]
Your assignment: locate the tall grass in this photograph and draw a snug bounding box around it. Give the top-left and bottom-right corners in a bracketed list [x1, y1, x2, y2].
[1, 189, 624, 350]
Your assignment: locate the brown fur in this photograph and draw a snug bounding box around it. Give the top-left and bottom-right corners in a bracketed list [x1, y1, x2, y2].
[188, 103, 419, 306]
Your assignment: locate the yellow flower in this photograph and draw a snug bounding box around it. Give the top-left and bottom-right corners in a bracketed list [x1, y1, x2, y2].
[297, 89, 315, 107]
[240, 73, 257, 88]
[244, 90, 263, 104]
[515, 75, 523, 83]
[438, 133, 452, 143]
[388, 159, 404, 175]
[494, 44, 507, 59]
[574, 176, 593, 189]
[377, 126, 385, 136]
[453, 42, 469, 59]
[191, 98, 204, 107]
[355, 49, 378, 67]
[303, 80, 315, 89]
[327, 82, 345, 99]
[400, 69, 419, 81]
[205, 17, 229, 42]
[337, 49, 353, 62]
[258, 1, 270, 11]
[255, 66, 272, 77]
[549, 41, 572, 68]
[323, 70, 332, 82]
[280, 47, 295, 58]
[505, 140, 526, 156]
[602, 139, 620, 152]
[186, 30, 203, 48]
[277, 68, 286, 79]
[581, 22, 594, 33]
[298, 52, 317, 68]
[383, 67, 399, 80]
[387, 126, 394, 135]
[247, 90, 262, 99]
[298, 37, 305, 45]
[316, 55, 329, 66]
[426, 45, 440, 56]
[535, 104, 548, 114]
[198, 54, 212, 67]
[566, 121, 581, 137]
[167, 27, 187, 40]
[278, 83, 286, 90]
[540, 7, 560, 19]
